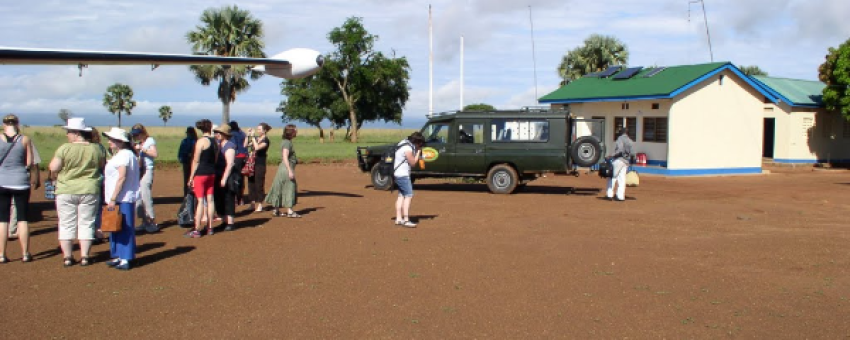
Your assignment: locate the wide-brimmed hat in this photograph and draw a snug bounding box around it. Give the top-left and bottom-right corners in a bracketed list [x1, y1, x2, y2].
[214, 124, 232, 136]
[62, 117, 92, 132]
[102, 127, 130, 143]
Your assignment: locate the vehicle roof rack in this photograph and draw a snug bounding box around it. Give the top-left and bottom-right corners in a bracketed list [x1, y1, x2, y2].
[425, 110, 459, 119]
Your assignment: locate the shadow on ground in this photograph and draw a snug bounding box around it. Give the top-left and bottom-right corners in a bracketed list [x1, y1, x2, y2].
[412, 183, 600, 196]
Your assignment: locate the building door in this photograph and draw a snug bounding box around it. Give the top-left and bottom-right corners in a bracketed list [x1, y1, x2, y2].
[763, 118, 775, 158]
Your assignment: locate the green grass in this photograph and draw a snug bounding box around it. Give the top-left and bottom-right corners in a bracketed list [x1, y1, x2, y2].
[25, 126, 415, 168]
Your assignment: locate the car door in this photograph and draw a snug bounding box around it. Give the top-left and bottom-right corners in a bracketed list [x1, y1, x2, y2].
[417, 121, 452, 174]
[452, 120, 486, 174]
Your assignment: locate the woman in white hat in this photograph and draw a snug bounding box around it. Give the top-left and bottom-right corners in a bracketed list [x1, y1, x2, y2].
[101, 127, 140, 270]
[48, 118, 107, 267]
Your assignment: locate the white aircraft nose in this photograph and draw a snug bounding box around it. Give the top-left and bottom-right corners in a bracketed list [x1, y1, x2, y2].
[255, 48, 323, 79]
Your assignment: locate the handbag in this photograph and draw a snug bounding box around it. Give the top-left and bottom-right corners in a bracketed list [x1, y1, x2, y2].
[626, 170, 640, 187]
[241, 152, 256, 176]
[227, 170, 242, 192]
[177, 193, 197, 227]
[44, 180, 56, 200]
[101, 206, 122, 232]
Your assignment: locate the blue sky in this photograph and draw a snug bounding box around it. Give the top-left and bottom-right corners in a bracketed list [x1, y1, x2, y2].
[1, 0, 848, 127]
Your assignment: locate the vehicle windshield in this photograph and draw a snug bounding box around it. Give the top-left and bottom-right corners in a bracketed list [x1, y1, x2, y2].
[422, 123, 450, 143]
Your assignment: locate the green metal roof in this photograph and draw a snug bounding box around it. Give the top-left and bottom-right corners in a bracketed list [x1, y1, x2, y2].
[539, 62, 750, 103]
[750, 76, 824, 107]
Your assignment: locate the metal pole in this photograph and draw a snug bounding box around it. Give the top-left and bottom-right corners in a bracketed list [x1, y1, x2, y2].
[700, 0, 714, 62]
[460, 35, 464, 111]
[529, 5, 539, 99]
[429, 4, 433, 117]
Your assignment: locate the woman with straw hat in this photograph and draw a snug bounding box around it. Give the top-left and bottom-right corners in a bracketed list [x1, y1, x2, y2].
[101, 127, 140, 270]
[49, 118, 106, 267]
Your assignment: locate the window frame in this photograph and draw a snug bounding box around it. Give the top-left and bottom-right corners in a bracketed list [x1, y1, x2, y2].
[642, 117, 668, 143]
[613, 116, 637, 141]
[490, 118, 550, 143]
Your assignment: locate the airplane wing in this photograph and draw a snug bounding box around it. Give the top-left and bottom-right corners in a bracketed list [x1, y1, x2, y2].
[0, 47, 323, 79]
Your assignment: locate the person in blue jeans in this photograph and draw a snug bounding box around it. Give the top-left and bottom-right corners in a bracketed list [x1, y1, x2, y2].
[101, 127, 140, 270]
[392, 132, 425, 228]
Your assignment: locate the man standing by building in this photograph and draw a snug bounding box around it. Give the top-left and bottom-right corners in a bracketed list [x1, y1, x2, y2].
[607, 127, 633, 201]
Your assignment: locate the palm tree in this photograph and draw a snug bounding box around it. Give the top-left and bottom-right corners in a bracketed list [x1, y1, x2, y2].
[557, 34, 629, 84]
[186, 5, 266, 124]
[102, 83, 136, 127]
[159, 105, 173, 126]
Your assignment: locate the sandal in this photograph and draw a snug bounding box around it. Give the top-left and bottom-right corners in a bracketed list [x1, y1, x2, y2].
[80, 256, 92, 267]
[0, 256, 8, 264]
[21, 253, 32, 263]
[63, 257, 75, 267]
[272, 210, 283, 217]
[286, 212, 302, 218]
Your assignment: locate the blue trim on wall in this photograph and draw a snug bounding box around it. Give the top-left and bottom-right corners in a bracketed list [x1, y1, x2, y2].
[773, 158, 850, 164]
[539, 64, 781, 105]
[644, 159, 668, 167]
[631, 166, 763, 176]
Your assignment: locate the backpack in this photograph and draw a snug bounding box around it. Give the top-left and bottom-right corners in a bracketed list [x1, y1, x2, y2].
[378, 140, 414, 177]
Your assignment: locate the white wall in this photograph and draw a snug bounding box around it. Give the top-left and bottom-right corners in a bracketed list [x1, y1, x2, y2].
[766, 104, 850, 162]
[569, 101, 670, 163]
[668, 70, 764, 169]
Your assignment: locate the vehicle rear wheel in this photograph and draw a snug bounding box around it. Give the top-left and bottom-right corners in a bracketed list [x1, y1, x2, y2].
[570, 136, 603, 167]
[487, 164, 518, 194]
[371, 165, 394, 191]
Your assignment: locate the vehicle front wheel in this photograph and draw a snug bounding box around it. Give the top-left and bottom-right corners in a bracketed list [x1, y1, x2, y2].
[487, 164, 518, 194]
[371, 165, 394, 191]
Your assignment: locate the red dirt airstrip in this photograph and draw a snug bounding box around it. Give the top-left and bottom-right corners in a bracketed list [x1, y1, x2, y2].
[1, 164, 849, 338]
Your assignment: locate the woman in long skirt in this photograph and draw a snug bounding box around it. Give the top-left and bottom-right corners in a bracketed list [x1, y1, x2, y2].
[265, 124, 300, 218]
[101, 127, 140, 270]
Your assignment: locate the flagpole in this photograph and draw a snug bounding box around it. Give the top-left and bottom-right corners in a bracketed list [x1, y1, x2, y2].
[429, 4, 434, 117]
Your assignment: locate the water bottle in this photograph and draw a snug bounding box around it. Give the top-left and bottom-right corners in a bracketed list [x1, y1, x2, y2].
[44, 180, 56, 200]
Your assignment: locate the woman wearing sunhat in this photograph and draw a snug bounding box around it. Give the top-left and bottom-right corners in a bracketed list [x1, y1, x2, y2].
[0, 114, 35, 264]
[49, 118, 106, 267]
[101, 127, 140, 270]
[213, 124, 237, 233]
[130, 123, 158, 233]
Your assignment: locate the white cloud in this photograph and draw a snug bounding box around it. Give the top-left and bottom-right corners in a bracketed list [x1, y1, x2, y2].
[1, 0, 845, 126]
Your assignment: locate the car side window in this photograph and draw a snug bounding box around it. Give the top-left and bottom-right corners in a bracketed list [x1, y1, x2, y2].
[491, 119, 549, 142]
[458, 123, 484, 144]
[423, 123, 450, 144]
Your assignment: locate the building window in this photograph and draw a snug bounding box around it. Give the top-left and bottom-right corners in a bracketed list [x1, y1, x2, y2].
[614, 116, 637, 140]
[843, 119, 850, 138]
[651, 103, 660, 110]
[621, 103, 630, 110]
[802, 117, 814, 138]
[643, 117, 668, 142]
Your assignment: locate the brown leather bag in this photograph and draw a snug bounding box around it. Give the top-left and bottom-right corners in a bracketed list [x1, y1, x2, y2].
[101, 206, 122, 232]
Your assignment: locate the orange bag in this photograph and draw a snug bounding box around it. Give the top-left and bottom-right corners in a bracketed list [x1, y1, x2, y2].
[101, 206, 122, 233]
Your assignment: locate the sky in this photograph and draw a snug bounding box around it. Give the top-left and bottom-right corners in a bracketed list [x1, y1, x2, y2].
[1, 0, 848, 128]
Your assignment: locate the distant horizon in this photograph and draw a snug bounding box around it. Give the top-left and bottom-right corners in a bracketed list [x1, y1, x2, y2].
[16, 112, 428, 130]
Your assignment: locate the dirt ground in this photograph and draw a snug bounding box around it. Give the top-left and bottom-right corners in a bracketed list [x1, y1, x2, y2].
[1, 164, 849, 339]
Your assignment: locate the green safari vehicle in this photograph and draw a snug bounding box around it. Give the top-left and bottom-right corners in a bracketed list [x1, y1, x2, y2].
[356, 107, 605, 194]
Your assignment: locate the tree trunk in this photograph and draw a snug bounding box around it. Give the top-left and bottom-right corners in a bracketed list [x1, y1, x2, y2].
[118, 112, 122, 127]
[222, 101, 231, 125]
[318, 125, 325, 144]
[349, 107, 359, 143]
[330, 130, 335, 142]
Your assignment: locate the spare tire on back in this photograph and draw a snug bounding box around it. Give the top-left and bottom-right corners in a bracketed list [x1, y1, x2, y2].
[570, 136, 603, 167]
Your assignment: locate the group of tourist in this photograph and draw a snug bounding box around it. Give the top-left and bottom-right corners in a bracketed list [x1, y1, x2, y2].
[0, 116, 302, 270]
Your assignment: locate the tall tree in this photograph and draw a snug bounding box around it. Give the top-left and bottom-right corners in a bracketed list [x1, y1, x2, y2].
[186, 5, 265, 124]
[739, 65, 768, 76]
[159, 105, 173, 126]
[557, 34, 629, 84]
[102, 83, 136, 127]
[463, 103, 496, 111]
[819, 38, 850, 121]
[323, 17, 411, 142]
[58, 108, 71, 124]
[278, 72, 346, 143]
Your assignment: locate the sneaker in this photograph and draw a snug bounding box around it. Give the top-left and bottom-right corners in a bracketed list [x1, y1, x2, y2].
[184, 230, 202, 238]
[145, 223, 160, 233]
[399, 221, 417, 228]
[105, 259, 120, 267]
[114, 262, 131, 271]
[135, 224, 147, 233]
[224, 225, 235, 232]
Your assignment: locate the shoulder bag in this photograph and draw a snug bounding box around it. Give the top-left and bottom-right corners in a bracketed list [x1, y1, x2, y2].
[100, 206, 122, 232]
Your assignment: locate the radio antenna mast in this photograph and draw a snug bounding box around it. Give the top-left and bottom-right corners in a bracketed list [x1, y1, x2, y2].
[529, 5, 539, 99]
[689, 0, 714, 62]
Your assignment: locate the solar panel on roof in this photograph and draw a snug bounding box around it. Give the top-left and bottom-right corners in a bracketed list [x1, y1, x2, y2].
[643, 67, 666, 78]
[583, 72, 602, 78]
[598, 65, 623, 78]
[613, 66, 643, 80]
